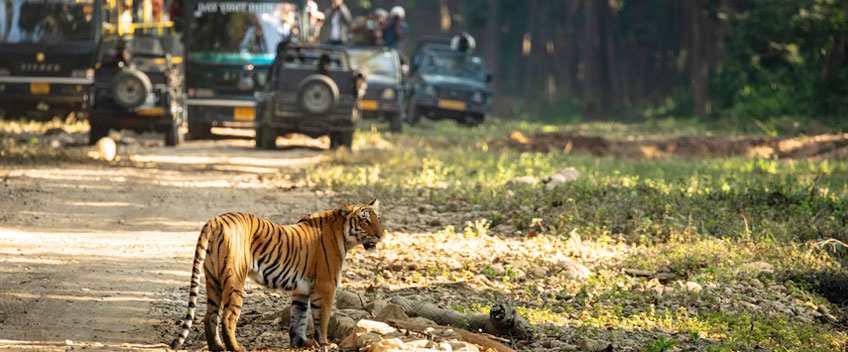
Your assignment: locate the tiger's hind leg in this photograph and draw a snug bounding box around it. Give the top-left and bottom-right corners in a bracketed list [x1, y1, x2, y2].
[203, 270, 225, 351]
[220, 279, 247, 352]
[289, 294, 310, 347]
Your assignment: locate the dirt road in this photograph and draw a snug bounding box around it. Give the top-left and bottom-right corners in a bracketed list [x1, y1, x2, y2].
[0, 139, 332, 351]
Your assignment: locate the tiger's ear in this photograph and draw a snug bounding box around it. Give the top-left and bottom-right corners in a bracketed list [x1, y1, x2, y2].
[368, 199, 380, 213]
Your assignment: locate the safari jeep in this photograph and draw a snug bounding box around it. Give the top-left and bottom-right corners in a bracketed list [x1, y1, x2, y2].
[87, 34, 185, 146]
[347, 46, 405, 132]
[406, 45, 492, 126]
[255, 44, 363, 149]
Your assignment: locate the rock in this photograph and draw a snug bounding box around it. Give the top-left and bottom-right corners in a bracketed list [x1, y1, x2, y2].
[330, 314, 357, 340]
[554, 258, 592, 280]
[489, 263, 506, 276]
[544, 168, 580, 189]
[366, 299, 389, 315]
[543, 339, 572, 348]
[511, 259, 531, 270]
[510, 268, 526, 280]
[65, 340, 73, 346]
[356, 319, 396, 335]
[737, 261, 775, 276]
[428, 218, 443, 227]
[374, 304, 409, 322]
[88, 137, 117, 161]
[578, 337, 604, 351]
[356, 332, 383, 348]
[655, 272, 677, 281]
[409, 316, 437, 326]
[339, 331, 360, 351]
[624, 268, 655, 277]
[531, 267, 549, 278]
[335, 289, 366, 310]
[685, 281, 702, 293]
[369, 338, 405, 352]
[450, 341, 480, 352]
[506, 176, 538, 186]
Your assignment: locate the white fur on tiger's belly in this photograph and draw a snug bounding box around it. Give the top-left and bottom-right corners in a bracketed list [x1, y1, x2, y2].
[248, 269, 312, 294]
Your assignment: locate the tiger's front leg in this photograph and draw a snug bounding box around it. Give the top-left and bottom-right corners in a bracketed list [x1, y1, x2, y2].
[312, 285, 337, 346]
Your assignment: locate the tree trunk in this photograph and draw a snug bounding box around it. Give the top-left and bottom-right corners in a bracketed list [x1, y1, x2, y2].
[579, 0, 603, 117]
[686, 0, 711, 116]
[484, 0, 500, 96]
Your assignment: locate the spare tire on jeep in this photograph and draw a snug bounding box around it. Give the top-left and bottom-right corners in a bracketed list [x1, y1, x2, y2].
[113, 68, 152, 109]
[297, 74, 339, 114]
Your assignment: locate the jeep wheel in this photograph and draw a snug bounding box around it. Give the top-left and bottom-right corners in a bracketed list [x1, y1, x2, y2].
[298, 75, 339, 115]
[389, 112, 403, 133]
[406, 102, 420, 126]
[113, 68, 152, 109]
[256, 124, 276, 149]
[188, 120, 213, 140]
[329, 131, 353, 149]
[88, 123, 109, 145]
[164, 122, 183, 146]
[460, 113, 484, 127]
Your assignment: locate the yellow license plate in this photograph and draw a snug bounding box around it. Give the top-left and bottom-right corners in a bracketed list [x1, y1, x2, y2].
[360, 100, 378, 111]
[234, 107, 255, 121]
[30, 83, 50, 94]
[438, 99, 466, 111]
[137, 107, 165, 116]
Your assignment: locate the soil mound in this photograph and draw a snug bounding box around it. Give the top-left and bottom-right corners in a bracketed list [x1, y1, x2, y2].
[499, 131, 848, 159]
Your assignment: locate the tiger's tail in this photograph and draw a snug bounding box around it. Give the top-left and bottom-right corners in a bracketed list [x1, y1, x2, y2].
[170, 222, 214, 349]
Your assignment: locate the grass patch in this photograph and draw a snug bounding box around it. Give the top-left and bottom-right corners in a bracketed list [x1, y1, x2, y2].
[309, 119, 848, 351]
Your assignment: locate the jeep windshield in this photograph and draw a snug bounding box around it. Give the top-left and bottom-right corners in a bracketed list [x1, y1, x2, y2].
[419, 49, 486, 82]
[188, 1, 298, 64]
[0, 0, 96, 45]
[347, 48, 399, 83]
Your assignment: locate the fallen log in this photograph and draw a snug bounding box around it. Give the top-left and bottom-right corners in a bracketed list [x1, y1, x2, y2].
[389, 297, 533, 341]
[386, 319, 517, 352]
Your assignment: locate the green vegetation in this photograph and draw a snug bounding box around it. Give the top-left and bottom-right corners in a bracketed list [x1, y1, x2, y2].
[308, 119, 847, 351]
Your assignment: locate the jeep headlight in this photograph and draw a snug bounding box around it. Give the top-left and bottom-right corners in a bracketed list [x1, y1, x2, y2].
[424, 85, 436, 96]
[472, 91, 484, 103]
[381, 88, 395, 100]
[71, 69, 94, 79]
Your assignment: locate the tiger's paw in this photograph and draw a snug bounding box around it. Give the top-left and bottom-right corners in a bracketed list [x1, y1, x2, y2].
[290, 335, 308, 348]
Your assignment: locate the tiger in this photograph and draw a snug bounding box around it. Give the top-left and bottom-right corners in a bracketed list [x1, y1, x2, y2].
[169, 200, 383, 351]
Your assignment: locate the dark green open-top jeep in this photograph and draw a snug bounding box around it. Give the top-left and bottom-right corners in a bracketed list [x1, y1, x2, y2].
[347, 46, 405, 133]
[255, 43, 364, 149]
[407, 40, 492, 127]
[87, 34, 185, 146]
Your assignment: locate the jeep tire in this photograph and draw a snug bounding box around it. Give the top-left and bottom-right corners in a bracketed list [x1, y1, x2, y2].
[297, 75, 339, 115]
[164, 121, 182, 146]
[329, 131, 353, 149]
[113, 68, 152, 109]
[256, 123, 276, 149]
[88, 123, 109, 145]
[188, 120, 213, 140]
[389, 112, 403, 133]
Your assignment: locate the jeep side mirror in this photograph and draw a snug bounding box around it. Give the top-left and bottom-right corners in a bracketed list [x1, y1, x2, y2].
[486, 74, 493, 83]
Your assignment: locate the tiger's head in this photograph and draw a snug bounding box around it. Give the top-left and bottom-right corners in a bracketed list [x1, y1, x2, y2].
[340, 199, 383, 251]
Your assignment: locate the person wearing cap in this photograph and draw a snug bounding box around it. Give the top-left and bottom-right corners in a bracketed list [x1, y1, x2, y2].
[382, 6, 408, 51]
[324, 0, 351, 45]
[351, 8, 386, 45]
[451, 31, 476, 52]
